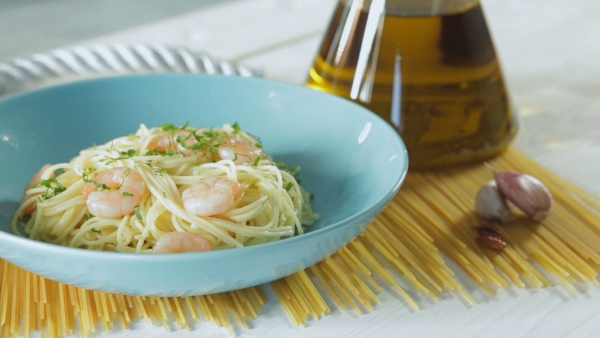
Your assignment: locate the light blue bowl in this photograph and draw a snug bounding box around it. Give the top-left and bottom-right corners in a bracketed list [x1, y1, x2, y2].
[0, 74, 407, 296]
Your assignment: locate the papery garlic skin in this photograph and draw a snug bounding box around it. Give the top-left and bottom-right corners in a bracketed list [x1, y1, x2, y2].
[475, 180, 513, 222]
[493, 171, 552, 221]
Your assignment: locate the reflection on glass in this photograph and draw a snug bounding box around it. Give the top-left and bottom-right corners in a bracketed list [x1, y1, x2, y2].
[307, 0, 518, 168]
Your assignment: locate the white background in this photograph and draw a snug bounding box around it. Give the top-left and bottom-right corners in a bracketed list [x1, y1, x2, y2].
[4, 0, 600, 337]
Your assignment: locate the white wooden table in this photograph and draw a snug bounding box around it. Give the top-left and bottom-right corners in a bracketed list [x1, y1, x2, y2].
[5, 0, 600, 337]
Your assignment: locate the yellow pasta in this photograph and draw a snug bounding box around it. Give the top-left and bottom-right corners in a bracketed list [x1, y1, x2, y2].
[1, 147, 600, 337]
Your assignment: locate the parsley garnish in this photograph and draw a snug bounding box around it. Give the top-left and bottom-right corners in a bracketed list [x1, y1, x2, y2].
[82, 167, 129, 191]
[134, 205, 142, 220]
[115, 169, 131, 190]
[232, 122, 241, 133]
[91, 228, 101, 233]
[101, 149, 137, 164]
[160, 123, 177, 131]
[39, 178, 67, 200]
[123, 192, 133, 197]
[255, 143, 263, 149]
[153, 167, 169, 176]
[144, 163, 169, 176]
[127, 243, 134, 248]
[161, 121, 188, 133]
[82, 168, 110, 191]
[83, 213, 95, 221]
[284, 182, 294, 191]
[276, 162, 301, 179]
[146, 148, 181, 156]
[162, 191, 167, 197]
[31, 179, 43, 189]
[253, 156, 260, 166]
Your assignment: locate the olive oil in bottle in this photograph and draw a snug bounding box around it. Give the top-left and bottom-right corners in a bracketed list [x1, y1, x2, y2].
[307, 0, 517, 168]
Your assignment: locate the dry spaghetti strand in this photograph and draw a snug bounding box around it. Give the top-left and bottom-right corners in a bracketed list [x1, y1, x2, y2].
[1, 148, 600, 336]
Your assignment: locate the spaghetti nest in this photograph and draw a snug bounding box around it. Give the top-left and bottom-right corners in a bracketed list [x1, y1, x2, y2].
[13, 123, 316, 253]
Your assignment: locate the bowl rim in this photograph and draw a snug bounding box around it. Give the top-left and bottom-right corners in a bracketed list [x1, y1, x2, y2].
[0, 73, 409, 262]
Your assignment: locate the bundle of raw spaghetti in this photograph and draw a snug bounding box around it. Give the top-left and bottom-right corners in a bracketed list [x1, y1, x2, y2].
[12, 123, 315, 252]
[3, 148, 600, 338]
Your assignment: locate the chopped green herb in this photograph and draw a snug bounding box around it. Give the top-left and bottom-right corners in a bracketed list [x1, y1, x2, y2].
[287, 166, 301, 178]
[134, 205, 143, 220]
[232, 122, 241, 133]
[162, 191, 167, 197]
[284, 182, 294, 191]
[160, 123, 177, 131]
[122, 192, 134, 197]
[83, 213, 95, 221]
[276, 162, 301, 179]
[101, 149, 137, 164]
[31, 179, 43, 189]
[146, 148, 182, 156]
[82, 168, 111, 191]
[127, 243, 134, 248]
[253, 156, 260, 166]
[203, 130, 220, 139]
[255, 143, 263, 149]
[175, 134, 191, 145]
[91, 228, 101, 233]
[39, 178, 67, 200]
[115, 168, 131, 190]
[153, 167, 169, 176]
[123, 149, 137, 157]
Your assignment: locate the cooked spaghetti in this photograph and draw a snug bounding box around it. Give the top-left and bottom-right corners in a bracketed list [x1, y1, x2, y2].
[12, 123, 316, 253]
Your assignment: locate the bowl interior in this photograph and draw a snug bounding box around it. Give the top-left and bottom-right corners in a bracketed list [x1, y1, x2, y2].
[0, 74, 407, 239]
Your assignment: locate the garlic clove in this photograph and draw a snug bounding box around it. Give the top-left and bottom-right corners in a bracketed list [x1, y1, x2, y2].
[475, 180, 513, 222]
[490, 167, 553, 221]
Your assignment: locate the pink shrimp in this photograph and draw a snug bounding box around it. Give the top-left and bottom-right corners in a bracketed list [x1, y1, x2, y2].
[152, 232, 211, 253]
[182, 177, 241, 216]
[21, 164, 54, 214]
[147, 130, 197, 157]
[216, 136, 263, 165]
[82, 167, 146, 218]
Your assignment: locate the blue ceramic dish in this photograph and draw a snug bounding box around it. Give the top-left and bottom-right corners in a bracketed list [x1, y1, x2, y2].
[0, 74, 407, 296]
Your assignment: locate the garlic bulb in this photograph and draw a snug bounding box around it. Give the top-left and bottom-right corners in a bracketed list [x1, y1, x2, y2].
[475, 180, 513, 222]
[490, 167, 552, 221]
